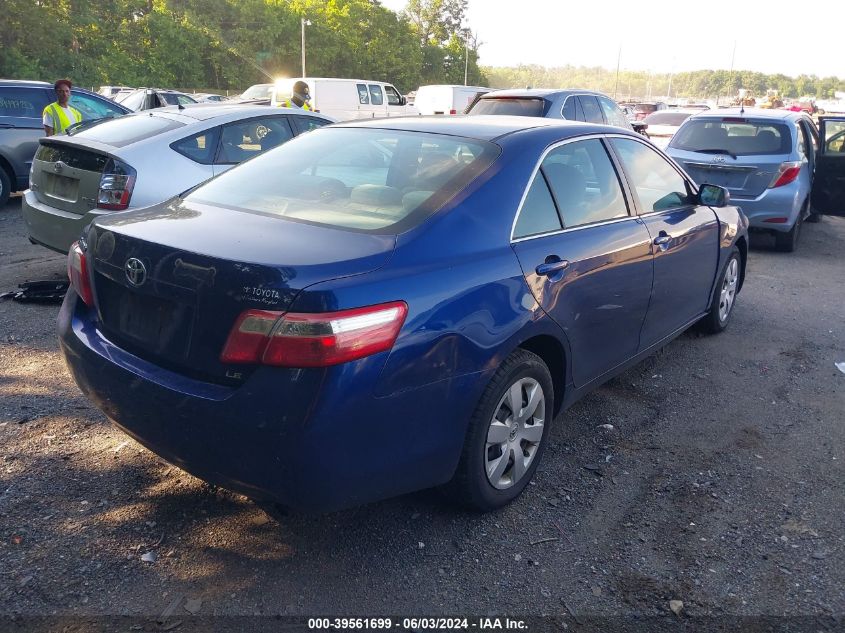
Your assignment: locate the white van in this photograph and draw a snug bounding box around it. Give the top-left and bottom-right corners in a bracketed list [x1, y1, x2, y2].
[271, 78, 417, 121]
[413, 85, 492, 115]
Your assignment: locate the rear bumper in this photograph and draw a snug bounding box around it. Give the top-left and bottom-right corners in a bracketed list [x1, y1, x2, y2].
[21, 189, 112, 254]
[729, 186, 803, 233]
[59, 292, 487, 512]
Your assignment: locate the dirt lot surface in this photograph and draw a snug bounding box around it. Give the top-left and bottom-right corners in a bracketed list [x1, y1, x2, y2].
[1, 195, 843, 631]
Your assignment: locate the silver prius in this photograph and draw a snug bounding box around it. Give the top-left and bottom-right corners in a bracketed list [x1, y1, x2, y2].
[22, 104, 334, 253]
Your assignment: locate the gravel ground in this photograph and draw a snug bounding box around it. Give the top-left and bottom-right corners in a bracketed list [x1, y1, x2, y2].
[0, 194, 843, 630]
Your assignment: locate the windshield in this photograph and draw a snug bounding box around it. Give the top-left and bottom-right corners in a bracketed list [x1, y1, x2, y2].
[186, 127, 500, 233]
[241, 84, 274, 100]
[468, 98, 546, 117]
[670, 119, 792, 156]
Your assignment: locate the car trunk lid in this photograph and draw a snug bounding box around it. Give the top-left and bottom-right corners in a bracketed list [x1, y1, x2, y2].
[30, 141, 112, 215]
[675, 153, 785, 198]
[86, 199, 396, 384]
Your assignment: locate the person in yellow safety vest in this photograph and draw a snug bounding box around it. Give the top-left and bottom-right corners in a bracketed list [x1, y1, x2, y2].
[281, 80, 313, 111]
[42, 79, 82, 136]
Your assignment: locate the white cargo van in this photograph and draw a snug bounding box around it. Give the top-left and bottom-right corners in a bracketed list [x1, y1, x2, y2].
[271, 78, 416, 121]
[414, 85, 492, 115]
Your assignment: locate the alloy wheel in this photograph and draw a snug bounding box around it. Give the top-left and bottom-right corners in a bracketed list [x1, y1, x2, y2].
[719, 257, 739, 323]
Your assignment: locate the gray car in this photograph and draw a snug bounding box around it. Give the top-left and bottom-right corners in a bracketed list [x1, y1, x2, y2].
[22, 104, 334, 253]
[465, 88, 649, 136]
[0, 79, 130, 206]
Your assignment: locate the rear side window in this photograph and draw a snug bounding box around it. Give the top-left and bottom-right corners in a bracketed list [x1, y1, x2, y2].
[468, 98, 545, 117]
[68, 114, 184, 147]
[171, 127, 221, 164]
[579, 96, 603, 124]
[369, 85, 384, 106]
[217, 116, 294, 164]
[561, 96, 583, 121]
[513, 174, 561, 238]
[823, 120, 845, 154]
[186, 128, 499, 233]
[670, 119, 792, 155]
[542, 139, 628, 227]
[0, 87, 49, 118]
[357, 84, 369, 104]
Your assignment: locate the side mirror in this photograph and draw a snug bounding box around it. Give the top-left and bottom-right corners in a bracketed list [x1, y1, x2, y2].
[699, 183, 729, 207]
[400, 95, 407, 106]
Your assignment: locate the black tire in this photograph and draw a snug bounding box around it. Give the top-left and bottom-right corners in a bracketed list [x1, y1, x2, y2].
[774, 213, 802, 252]
[445, 349, 553, 512]
[0, 166, 11, 207]
[699, 247, 741, 334]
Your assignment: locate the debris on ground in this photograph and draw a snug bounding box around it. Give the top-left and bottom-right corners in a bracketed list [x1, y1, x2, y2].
[835, 362, 845, 375]
[140, 551, 157, 563]
[597, 424, 615, 431]
[0, 280, 69, 304]
[669, 599, 684, 615]
[183, 598, 202, 615]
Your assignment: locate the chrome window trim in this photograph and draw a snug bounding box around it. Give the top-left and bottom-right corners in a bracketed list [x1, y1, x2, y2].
[509, 132, 637, 243]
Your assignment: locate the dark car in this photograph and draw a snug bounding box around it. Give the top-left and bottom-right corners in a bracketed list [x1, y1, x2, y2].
[632, 102, 667, 120]
[466, 88, 650, 137]
[61, 115, 753, 514]
[115, 88, 198, 111]
[0, 79, 130, 206]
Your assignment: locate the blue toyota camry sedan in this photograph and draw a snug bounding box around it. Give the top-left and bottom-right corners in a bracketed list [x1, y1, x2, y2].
[59, 116, 749, 513]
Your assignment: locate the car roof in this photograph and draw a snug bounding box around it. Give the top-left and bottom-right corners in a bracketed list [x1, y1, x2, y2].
[690, 107, 808, 122]
[150, 103, 334, 122]
[333, 115, 624, 141]
[0, 79, 51, 88]
[479, 88, 607, 99]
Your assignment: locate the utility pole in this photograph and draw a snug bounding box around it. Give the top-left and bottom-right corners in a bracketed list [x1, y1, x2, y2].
[614, 44, 621, 99]
[301, 18, 311, 77]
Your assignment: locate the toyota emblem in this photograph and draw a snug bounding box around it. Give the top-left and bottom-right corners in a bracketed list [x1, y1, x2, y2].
[124, 258, 147, 286]
[53, 161, 66, 173]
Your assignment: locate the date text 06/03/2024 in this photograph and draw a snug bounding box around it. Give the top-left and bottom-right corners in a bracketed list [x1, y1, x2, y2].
[307, 617, 528, 630]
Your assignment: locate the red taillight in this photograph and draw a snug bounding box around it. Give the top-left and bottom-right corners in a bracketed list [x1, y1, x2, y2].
[67, 241, 94, 306]
[769, 162, 801, 188]
[449, 109, 457, 115]
[97, 158, 136, 211]
[220, 301, 408, 368]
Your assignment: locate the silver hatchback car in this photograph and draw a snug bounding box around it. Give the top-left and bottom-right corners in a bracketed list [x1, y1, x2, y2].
[22, 104, 334, 253]
[667, 108, 820, 252]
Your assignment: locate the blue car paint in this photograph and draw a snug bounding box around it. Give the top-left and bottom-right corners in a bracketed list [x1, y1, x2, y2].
[59, 117, 749, 511]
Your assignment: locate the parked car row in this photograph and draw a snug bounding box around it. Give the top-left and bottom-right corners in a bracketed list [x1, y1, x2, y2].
[5, 72, 845, 515]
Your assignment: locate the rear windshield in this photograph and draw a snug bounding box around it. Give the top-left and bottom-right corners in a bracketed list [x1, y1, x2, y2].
[468, 98, 546, 117]
[670, 119, 792, 156]
[67, 114, 185, 147]
[643, 111, 693, 126]
[186, 127, 500, 233]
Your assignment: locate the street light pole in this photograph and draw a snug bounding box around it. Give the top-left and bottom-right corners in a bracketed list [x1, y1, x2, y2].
[301, 18, 311, 78]
[464, 35, 469, 86]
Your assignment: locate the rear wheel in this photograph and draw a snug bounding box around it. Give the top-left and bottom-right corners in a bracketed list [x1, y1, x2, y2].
[0, 167, 11, 207]
[699, 247, 740, 334]
[774, 213, 802, 252]
[446, 349, 553, 511]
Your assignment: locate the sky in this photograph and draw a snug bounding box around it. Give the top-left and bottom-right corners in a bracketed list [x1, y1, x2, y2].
[379, 0, 844, 78]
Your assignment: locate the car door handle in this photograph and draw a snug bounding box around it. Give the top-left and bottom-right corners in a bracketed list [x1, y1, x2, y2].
[536, 259, 570, 276]
[654, 235, 671, 245]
